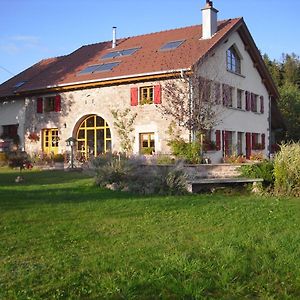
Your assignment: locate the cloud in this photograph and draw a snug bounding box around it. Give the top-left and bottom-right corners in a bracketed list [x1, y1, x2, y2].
[0, 35, 49, 54]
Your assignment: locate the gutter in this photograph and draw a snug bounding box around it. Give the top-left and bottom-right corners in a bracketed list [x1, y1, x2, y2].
[15, 68, 192, 95]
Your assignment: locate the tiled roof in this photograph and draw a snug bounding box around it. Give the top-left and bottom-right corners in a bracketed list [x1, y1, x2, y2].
[0, 18, 242, 98]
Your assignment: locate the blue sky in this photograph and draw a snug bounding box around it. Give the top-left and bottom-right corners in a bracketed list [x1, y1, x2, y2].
[0, 0, 299, 84]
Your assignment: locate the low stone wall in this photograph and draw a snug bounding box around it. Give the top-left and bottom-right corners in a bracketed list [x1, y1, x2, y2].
[184, 164, 243, 179]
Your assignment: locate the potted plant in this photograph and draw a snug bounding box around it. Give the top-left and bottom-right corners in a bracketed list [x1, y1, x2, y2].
[53, 153, 65, 169]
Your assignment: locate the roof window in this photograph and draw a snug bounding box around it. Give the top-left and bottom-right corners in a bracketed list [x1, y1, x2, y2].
[78, 62, 120, 75]
[101, 47, 140, 60]
[14, 81, 26, 88]
[160, 40, 185, 51]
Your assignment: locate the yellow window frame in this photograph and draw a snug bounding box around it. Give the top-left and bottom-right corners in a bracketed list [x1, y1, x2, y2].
[43, 128, 59, 155]
[140, 86, 154, 105]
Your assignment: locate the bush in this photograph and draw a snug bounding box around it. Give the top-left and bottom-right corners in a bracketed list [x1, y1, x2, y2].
[240, 160, 274, 185]
[274, 143, 300, 197]
[7, 151, 33, 170]
[91, 154, 187, 195]
[53, 154, 65, 163]
[168, 138, 201, 164]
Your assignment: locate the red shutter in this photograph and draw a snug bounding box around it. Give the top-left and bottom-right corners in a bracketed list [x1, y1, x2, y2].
[261, 133, 265, 149]
[260, 96, 264, 113]
[245, 91, 250, 111]
[130, 87, 138, 106]
[215, 130, 221, 150]
[55, 95, 61, 112]
[250, 93, 254, 112]
[245, 132, 251, 159]
[154, 85, 161, 104]
[252, 133, 256, 150]
[37, 97, 43, 113]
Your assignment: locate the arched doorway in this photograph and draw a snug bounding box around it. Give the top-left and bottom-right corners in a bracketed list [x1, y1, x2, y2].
[76, 115, 112, 159]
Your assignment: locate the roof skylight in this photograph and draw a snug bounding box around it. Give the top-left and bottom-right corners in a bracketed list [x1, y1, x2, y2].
[78, 62, 120, 75]
[160, 40, 185, 51]
[101, 47, 140, 60]
[14, 81, 26, 88]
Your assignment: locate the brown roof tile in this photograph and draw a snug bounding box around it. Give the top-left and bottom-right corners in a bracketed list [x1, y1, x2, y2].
[1, 18, 243, 97]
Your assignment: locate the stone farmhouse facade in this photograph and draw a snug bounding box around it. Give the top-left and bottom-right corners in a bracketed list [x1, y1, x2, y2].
[0, 1, 283, 163]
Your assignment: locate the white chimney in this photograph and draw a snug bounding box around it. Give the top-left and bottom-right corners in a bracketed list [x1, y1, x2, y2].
[201, 0, 218, 39]
[112, 26, 117, 48]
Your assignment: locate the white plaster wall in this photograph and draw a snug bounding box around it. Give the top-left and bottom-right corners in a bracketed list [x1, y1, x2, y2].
[0, 99, 26, 148]
[197, 30, 270, 162]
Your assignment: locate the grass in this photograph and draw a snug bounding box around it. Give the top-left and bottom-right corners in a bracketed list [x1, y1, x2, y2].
[0, 167, 300, 299]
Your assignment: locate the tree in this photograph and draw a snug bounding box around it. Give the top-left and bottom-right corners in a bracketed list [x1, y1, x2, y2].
[159, 71, 223, 144]
[278, 83, 300, 141]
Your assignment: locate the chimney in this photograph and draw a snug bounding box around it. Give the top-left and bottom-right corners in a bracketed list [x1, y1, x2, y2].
[201, 0, 218, 39]
[112, 26, 117, 48]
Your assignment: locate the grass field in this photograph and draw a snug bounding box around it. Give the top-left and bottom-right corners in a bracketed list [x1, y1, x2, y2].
[0, 168, 300, 299]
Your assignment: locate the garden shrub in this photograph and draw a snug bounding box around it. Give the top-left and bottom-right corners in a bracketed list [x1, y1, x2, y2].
[7, 151, 32, 170]
[91, 154, 187, 195]
[240, 160, 274, 186]
[168, 138, 201, 164]
[274, 143, 300, 197]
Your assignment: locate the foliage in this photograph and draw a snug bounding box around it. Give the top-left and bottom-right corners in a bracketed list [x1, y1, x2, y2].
[263, 53, 300, 142]
[249, 151, 264, 161]
[223, 154, 247, 164]
[27, 132, 40, 142]
[274, 143, 300, 196]
[240, 160, 275, 185]
[53, 153, 65, 163]
[111, 108, 137, 154]
[7, 151, 32, 170]
[153, 154, 175, 165]
[159, 74, 222, 135]
[167, 123, 201, 164]
[168, 138, 201, 164]
[1, 169, 300, 299]
[0, 152, 7, 167]
[278, 83, 300, 141]
[91, 154, 187, 195]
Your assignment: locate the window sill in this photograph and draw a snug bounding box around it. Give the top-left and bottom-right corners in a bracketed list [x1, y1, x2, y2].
[226, 69, 245, 78]
[227, 107, 245, 112]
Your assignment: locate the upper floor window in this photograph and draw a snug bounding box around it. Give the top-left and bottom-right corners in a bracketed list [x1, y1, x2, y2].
[226, 46, 241, 74]
[130, 85, 161, 106]
[237, 89, 243, 109]
[37, 95, 61, 113]
[140, 86, 154, 105]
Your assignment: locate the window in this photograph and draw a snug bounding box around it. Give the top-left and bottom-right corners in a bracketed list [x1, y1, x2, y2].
[226, 46, 241, 74]
[37, 95, 61, 113]
[101, 47, 140, 59]
[222, 84, 233, 107]
[237, 132, 243, 155]
[44, 96, 56, 112]
[237, 89, 243, 109]
[14, 81, 26, 88]
[140, 133, 155, 154]
[78, 62, 120, 75]
[224, 130, 234, 156]
[2, 124, 18, 139]
[160, 40, 185, 51]
[251, 93, 258, 112]
[140, 86, 154, 105]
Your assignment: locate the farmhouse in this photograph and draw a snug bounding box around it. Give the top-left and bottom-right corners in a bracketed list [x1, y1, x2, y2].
[0, 1, 283, 163]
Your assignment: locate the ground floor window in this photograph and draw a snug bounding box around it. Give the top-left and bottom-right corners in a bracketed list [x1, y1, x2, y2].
[1, 124, 18, 139]
[43, 128, 59, 155]
[237, 132, 244, 155]
[223, 130, 233, 156]
[76, 115, 111, 160]
[140, 132, 155, 155]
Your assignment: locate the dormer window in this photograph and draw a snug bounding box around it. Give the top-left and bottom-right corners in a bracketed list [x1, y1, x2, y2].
[226, 46, 241, 74]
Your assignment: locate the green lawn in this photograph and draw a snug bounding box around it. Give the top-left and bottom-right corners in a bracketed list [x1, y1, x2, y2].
[0, 168, 300, 299]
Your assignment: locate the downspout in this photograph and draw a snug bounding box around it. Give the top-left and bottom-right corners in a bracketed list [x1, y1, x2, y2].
[187, 74, 195, 143]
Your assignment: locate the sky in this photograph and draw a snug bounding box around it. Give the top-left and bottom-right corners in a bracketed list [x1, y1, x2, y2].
[0, 0, 299, 84]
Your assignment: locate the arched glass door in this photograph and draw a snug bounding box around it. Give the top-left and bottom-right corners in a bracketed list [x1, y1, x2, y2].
[76, 115, 111, 159]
